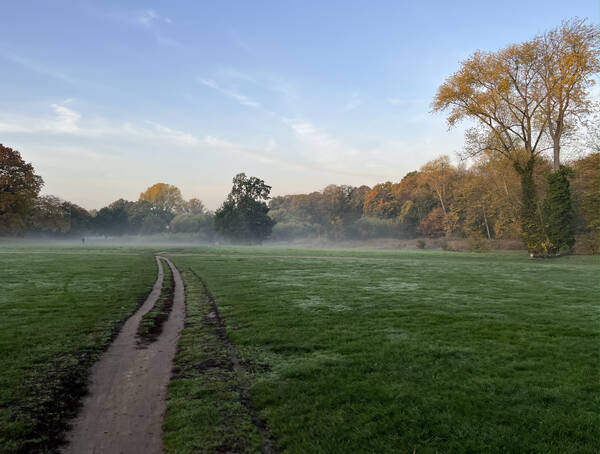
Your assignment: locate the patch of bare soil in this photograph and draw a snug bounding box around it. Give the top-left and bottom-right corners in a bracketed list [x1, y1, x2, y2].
[62, 256, 185, 454]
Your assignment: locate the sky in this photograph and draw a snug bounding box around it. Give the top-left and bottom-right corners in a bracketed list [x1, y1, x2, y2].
[1, 1, 598, 210]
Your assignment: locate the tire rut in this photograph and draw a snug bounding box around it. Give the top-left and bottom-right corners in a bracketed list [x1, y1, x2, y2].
[62, 256, 185, 454]
[189, 268, 279, 454]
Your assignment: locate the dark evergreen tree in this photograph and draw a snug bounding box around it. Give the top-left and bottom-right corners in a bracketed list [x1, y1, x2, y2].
[514, 158, 543, 255]
[544, 166, 575, 254]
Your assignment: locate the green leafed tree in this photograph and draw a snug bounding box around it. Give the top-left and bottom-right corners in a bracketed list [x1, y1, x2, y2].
[214, 173, 275, 243]
[28, 195, 71, 234]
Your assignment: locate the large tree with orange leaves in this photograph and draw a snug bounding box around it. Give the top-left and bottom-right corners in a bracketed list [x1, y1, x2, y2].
[433, 19, 599, 254]
[139, 183, 184, 214]
[538, 19, 599, 171]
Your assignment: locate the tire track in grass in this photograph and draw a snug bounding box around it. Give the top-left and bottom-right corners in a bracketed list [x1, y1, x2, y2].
[63, 256, 185, 454]
[137, 257, 176, 345]
[190, 269, 279, 454]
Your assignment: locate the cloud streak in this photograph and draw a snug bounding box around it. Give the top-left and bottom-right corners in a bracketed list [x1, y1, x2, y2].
[344, 92, 362, 111]
[197, 77, 261, 108]
[1, 52, 79, 85]
[136, 9, 172, 27]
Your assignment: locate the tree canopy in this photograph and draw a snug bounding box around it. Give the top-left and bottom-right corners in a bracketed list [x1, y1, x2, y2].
[0, 144, 44, 234]
[214, 173, 275, 243]
[139, 183, 185, 213]
[432, 18, 599, 254]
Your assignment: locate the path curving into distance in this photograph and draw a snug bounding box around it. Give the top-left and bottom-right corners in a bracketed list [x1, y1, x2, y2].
[63, 256, 185, 454]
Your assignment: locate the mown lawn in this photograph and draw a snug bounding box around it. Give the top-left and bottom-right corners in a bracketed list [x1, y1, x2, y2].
[168, 248, 599, 454]
[0, 247, 156, 453]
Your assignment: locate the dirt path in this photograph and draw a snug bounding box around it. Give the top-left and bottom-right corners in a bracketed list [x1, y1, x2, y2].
[63, 256, 185, 454]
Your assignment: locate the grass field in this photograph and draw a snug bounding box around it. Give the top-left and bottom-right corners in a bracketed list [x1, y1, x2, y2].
[0, 247, 156, 453]
[1, 245, 598, 453]
[166, 247, 599, 453]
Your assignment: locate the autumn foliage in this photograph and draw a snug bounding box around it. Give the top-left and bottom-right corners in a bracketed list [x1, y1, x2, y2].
[0, 144, 43, 234]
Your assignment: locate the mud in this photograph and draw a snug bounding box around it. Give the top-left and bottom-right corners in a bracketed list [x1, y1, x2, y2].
[62, 256, 185, 454]
[190, 269, 279, 454]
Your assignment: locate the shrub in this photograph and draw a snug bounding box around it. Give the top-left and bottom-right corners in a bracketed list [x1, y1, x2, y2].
[270, 222, 319, 240]
[438, 238, 461, 252]
[353, 217, 396, 239]
[467, 235, 491, 252]
[417, 239, 426, 249]
[169, 213, 215, 239]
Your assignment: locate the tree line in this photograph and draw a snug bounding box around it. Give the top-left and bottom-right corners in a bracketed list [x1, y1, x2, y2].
[0, 142, 597, 252]
[0, 19, 597, 254]
[0, 153, 216, 240]
[0, 146, 273, 243]
[268, 151, 598, 252]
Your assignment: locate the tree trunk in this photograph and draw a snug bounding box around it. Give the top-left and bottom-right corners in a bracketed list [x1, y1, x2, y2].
[553, 140, 561, 172]
[435, 187, 446, 214]
[482, 205, 491, 240]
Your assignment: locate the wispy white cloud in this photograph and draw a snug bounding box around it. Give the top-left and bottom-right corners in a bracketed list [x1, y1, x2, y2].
[145, 122, 202, 148]
[229, 30, 253, 54]
[197, 77, 261, 108]
[49, 145, 122, 163]
[0, 103, 83, 134]
[1, 52, 78, 85]
[263, 72, 299, 104]
[95, 8, 181, 48]
[287, 120, 346, 151]
[201, 135, 282, 165]
[214, 67, 256, 83]
[344, 92, 362, 111]
[50, 104, 81, 133]
[281, 118, 394, 178]
[0, 104, 297, 169]
[136, 9, 172, 27]
[0, 95, 408, 185]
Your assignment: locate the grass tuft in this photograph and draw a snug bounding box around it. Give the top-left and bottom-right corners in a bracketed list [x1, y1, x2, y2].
[137, 258, 175, 344]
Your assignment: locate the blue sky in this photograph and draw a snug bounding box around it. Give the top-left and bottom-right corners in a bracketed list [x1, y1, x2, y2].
[1, 1, 597, 210]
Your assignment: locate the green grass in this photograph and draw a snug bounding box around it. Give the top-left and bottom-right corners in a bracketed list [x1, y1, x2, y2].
[138, 258, 174, 343]
[164, 268, 263, 453]
[167, 248, 599, 454]
[1, 245, 597, 453]
[0, 247, 156, 453]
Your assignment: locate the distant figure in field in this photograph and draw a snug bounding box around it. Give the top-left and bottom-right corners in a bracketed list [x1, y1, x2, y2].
[81, 237, 85, 245]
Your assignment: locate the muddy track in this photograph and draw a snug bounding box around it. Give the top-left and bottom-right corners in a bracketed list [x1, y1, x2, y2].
[62, 256, 185, 454]
[189, 268, 279, 454]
